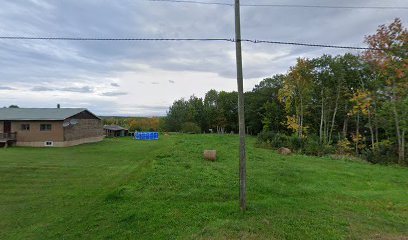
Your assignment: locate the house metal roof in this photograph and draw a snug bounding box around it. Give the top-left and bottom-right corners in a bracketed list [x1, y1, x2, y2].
[0, 108, 96, 121]
[103, 125, 128, 131]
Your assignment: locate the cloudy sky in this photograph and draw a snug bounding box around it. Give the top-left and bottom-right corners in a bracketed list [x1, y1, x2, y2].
[0, 0, 406, 116]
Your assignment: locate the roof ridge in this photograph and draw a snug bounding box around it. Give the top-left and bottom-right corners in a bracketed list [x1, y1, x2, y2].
[1, 107, 87, 109]
[0, 108, 98, 121]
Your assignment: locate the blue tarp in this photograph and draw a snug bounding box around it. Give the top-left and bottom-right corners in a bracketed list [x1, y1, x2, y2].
[135, 132, 159, 140]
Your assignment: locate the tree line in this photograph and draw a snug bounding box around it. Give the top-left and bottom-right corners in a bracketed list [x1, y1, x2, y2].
[164, 19, 407, 165]
[102, 117, 164, 132]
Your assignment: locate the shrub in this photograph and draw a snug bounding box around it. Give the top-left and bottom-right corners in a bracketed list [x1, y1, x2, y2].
[303, 136, 321, 155]
[336, 138, 353, 155]
[181, 122, 201, 134]
[301, 135, 334, 156]
[272, 133, 290, 148]
[257, 131, 275, 144]
[257, 131, 303, 151]
[257, 131, 287, 148]
[287, 134, 303, 151]
[363, 139, 397, 164]
[323, 145, 336, 155]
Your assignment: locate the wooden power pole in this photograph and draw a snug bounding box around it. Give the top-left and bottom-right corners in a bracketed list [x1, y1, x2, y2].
[234, 0, 247, 211]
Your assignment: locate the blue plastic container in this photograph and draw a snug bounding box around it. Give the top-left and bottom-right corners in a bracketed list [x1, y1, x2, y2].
[135, 132, 159, 141]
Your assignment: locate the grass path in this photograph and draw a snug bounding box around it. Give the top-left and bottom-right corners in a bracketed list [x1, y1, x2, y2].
[0, 134, 407, 239]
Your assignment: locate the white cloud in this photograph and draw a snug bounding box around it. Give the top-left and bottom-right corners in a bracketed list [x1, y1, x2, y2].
[0, 0, 406, 115]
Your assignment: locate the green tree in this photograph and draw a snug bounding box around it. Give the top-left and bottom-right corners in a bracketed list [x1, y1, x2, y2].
[247, 75, 286, 134]
[165, 99, 193, 132]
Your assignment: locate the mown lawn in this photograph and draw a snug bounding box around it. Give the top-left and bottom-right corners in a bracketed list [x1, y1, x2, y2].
[0, 134, 407, 239]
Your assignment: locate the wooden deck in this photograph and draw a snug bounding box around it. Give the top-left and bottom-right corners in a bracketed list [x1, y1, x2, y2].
[0, 132, 17, 147]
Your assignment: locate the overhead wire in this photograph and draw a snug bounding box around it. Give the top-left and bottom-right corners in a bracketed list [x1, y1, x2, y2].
[0, 36, 233, 42]
[0, 0, 406, 53]
[0, 36, 395, 51]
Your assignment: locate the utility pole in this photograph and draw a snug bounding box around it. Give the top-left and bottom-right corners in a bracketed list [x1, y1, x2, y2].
[234, 0, 246, 211]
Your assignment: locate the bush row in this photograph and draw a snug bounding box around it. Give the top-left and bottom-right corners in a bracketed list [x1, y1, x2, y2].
[257, 131, 334, 156]
[257, 131, 404, 165]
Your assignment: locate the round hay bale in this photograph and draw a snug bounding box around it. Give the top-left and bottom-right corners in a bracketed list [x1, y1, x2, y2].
[203, 150, 217, 161]
[277, 147, 291, 155]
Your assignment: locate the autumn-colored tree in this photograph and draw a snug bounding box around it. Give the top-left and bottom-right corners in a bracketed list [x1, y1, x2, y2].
[103, 117, 162, 132]
[349, 90, 375, 152]
[364, 18, 408, 163]
[279, 58, 314, 137]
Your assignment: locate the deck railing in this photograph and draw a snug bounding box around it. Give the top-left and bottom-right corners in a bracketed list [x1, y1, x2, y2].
[0, 132, 17, 140]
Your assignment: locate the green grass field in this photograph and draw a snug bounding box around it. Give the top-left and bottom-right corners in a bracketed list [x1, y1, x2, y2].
[0, 134, 407, 239]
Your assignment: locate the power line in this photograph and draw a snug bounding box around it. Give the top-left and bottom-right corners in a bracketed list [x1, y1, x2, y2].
[241, 39, 380, 51]
[0, 36, 233, 42]
[0, 36, 393, 51]
[149, 0, 233, 6]
[148, 0, 408, 10]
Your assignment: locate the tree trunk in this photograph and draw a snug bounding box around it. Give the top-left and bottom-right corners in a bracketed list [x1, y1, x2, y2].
[342, 118, 348, 139]
[298, 114, 302, 137]
[299, 97, 304, 137]
[374, 114, 379, 146]
[391, 82, 403, 164]
[393, 103, 403, 164]
[342, 102, 349, 139]
[355, 113, 360, 154]
[319, 94, 324, 143]
[329, 90, 340, 143]
[325, 118, 329, 144]
[367, 110, 375, 150]
[373, 102, 379, 145]
[402, 130, 405, 164]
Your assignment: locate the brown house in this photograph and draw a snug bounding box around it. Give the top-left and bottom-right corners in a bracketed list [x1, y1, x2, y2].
[0, 108, 104, 147]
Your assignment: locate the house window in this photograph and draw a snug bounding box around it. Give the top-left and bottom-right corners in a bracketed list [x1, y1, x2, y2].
[40, 124, 52, 131]
[21, 124, 30, 131]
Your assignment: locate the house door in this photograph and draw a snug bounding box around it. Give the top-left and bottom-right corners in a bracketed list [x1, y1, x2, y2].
[4, 121, 11, 133]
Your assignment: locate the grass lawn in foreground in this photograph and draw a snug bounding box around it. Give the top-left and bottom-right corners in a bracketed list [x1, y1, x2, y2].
[0, 134, 407, 239]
